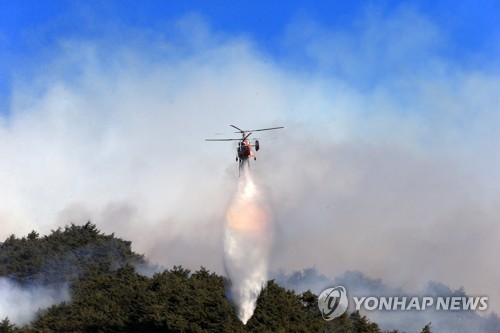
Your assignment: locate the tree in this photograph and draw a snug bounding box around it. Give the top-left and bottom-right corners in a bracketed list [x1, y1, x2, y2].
[5, 223, 466, 333]
[0, 318, 15, 333]
[420, 322, 432, 333]
[349, 311, 381, 333]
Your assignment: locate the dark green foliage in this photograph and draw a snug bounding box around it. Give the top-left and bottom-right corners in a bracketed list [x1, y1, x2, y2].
[247, 280, 318, 332]
[1, 223, 392, 332]
[420, 322, 432, 333]
[349, 311, 381, 333]
[0, 221, 144, 286]
[33, 265, 243, 332]
[247, 283, 382, 333]
[3, 224, 495, 333]
[0, 318, 15, 333]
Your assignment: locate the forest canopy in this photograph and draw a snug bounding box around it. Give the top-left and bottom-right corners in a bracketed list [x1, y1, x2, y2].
[1, 223, 496, 332]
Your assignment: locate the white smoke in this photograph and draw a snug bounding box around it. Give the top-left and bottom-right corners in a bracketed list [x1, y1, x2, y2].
[0, 278, 69, 325]
[223, 166, 273, 324]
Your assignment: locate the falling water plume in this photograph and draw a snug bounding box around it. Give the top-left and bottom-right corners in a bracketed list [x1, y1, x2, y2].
[224, 166, 273, 324]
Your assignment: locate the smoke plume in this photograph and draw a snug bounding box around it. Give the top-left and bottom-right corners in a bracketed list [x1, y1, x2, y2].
[223, 166, 273, 324]
[0, 278, 69, 325]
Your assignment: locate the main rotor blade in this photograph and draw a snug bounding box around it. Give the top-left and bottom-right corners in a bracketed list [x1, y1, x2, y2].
[233, 126, 284, 133]
[243, 132, 252, 141]
[230, 125, 244, 133]
[205, 138, 241, 141]
[247, 126, 284, 132]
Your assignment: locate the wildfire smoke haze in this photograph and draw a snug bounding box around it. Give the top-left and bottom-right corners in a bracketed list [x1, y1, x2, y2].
[223, 168, 273, 324]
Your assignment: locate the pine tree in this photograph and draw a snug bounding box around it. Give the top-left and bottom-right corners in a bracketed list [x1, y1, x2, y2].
[0, 318, 15, 333]
[420, 322, 432, 333]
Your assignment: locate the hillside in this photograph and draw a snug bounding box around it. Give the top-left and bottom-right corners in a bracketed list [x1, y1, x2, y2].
[0, 223, 433, 332]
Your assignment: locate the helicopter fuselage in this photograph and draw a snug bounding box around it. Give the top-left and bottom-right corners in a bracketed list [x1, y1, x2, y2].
[237, 139, 253, 160]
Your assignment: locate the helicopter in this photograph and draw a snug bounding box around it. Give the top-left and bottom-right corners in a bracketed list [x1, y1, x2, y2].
[205, 125, 284, 175]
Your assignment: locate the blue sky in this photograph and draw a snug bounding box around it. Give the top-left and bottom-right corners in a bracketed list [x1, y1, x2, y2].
[1, 0, 498, 114]
[0, 0, 499, 321]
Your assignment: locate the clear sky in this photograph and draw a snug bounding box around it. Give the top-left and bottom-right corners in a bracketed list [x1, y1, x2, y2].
[0, 0, 499, 323]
